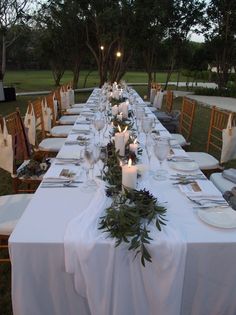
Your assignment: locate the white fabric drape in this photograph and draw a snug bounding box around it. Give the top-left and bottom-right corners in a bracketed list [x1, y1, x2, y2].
[153, 91, 164, 109]
[221, 113, 236, 163]
[64, 182, 186, 315]
[0, 118, 13, 173]
[41, 99, 52, 132]
[24, 105, 36, 146]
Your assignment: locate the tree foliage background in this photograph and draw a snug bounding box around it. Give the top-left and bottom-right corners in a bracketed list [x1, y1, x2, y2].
[1, 0, 236, 90]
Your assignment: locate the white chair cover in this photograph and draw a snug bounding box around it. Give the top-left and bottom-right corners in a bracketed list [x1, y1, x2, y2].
[24, 106, 36, 146]
[41, 99, 52, 132]
[221, 113, 236, 163]
[0, 118, 13, 174]
[153, 91, 164, 109]
[150, 88, 156, 104]
[60, 90, 69, 110]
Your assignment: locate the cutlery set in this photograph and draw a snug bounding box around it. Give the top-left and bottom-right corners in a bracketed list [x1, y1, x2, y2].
[41, 179, 83, 188]
[170, 174, 207, 185]
[187, 195, 229, 208]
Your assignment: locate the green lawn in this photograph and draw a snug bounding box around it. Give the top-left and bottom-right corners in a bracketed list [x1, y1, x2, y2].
[3, 70, 194, 92]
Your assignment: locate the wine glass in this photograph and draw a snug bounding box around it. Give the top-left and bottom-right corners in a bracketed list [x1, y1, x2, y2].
[142, 117, 154, 145]
[153, 137, 170, 181]
[93, 116, 105, 145]
[135, 108, 145, 134]
[81, 146, 97, 191]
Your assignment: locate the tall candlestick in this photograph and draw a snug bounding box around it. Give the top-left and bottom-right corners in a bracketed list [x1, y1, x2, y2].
[122, 159, 137, 189]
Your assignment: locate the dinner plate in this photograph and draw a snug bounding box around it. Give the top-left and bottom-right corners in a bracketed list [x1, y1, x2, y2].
[169, 161, 199, 172]
[197, 207, 236, 228]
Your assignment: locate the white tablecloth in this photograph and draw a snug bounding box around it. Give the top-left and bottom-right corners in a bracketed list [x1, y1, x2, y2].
[9, 88, 236, 315]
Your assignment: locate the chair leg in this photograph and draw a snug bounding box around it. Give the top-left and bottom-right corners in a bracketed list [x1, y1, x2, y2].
[12, 177, 19, 194]
[0, 237, 10, 264]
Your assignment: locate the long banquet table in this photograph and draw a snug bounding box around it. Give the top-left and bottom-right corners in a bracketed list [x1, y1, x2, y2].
[9, 88, 236, 315]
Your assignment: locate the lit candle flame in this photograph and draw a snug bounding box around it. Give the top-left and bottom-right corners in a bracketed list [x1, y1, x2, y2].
[134, 138, 137, 144]
[118, 125, 122, 133]
[123, 126, 128, 133]
[128, 158, 132, 167]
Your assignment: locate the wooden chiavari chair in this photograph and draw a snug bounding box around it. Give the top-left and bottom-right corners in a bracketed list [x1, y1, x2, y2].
[29, 99, 65, 155]
[188, 106, 233, 173]
[171, 97, 196, 146]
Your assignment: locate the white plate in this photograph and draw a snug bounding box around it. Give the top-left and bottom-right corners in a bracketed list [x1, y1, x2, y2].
[169, 161, 199, 171]
[197, 207, 236, 228]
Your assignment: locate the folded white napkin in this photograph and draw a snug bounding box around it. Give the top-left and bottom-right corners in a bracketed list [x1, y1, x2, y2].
[64, 183, 186, 315]
[72, 125, 90, 132]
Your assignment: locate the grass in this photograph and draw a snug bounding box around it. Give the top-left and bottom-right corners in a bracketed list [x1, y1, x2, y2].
[3, 70, 196, 92]
[0, 72, 234, 315]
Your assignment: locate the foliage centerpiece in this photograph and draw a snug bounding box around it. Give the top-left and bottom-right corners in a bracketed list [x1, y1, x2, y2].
[99, 139, 167, 266]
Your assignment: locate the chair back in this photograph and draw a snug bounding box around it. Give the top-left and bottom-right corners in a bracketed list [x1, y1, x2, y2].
[45, 94, 57, 125]
[29, 99, 46, 147]
[179, 97, 196, 142]
[165, 90, 173, 113]
[207, 106, 233, 154]
[3, 110, 31, 174]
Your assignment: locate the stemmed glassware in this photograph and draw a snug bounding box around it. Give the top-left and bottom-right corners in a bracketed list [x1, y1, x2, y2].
[93, 114, 105, 145]
[81, 145, 98, 192]
[153, 137, 170, 181]
[142, 117, 154, 145]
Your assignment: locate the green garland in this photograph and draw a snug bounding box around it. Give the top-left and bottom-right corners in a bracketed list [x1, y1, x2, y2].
[110, 97, 127, 107]
[100, 141, 167, 266]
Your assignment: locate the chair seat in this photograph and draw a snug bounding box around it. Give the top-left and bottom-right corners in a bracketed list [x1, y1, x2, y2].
[71, 103, 87, 108]
[155, 111, 172, 121]
[0, 194, 33, 235]
[188, 152, 219, 170]
[66, 108, 84, 115]
[39, 138, 66, 152]
[148, 107, 157, 113]
[58, 115, 79, 125]
[50, 125, 72, 137]
[171, 133, 187, 147]
[210, 173, 235, 194]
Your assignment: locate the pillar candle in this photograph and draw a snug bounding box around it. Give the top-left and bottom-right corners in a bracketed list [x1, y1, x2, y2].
[129, 143, 138, 155]
[122, 159, 137, 189]
[117, 112, 123, 121]
[115, 132, 125, 156]
[112, 105, 119, 116]
[122, 103, 128, 118]
[124, 130, 129, 144]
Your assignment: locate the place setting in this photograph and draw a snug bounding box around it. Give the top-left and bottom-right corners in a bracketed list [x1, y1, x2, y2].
[41, 165, 83, 188]
[174, 177, 236, 229]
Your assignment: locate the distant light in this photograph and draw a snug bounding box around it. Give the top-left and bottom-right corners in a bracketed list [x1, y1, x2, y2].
[116, 51, 121, 58]
[100, 46, 104, 50]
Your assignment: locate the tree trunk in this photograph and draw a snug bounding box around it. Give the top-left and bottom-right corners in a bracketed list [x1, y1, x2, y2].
[72, 59, 82, 89]
[164, 57, 175, 90]
[83, 70, 93, 88]
[0, 34, 6, 101]
[176, 70, 181, 90]
[0, 81, 4, 101]
[1, 34, 6, 80]
[52, 67, 65, 87]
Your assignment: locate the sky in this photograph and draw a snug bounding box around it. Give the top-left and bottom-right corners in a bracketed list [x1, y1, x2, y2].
[190, 32, 205, 43]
